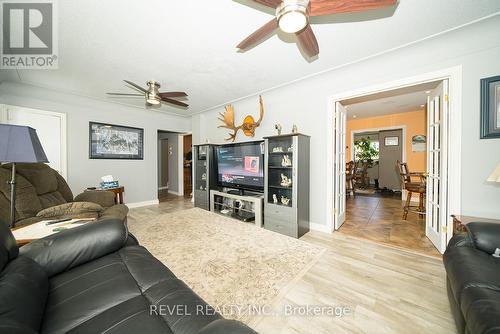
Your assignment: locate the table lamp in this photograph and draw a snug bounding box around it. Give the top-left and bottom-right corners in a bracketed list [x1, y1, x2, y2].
[0, 124, 49, 228]
[487, 164, 500, 183]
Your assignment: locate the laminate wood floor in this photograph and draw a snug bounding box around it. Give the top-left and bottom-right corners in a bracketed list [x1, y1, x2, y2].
[129, 197, 454, 334]
[339, 195, 440, 257]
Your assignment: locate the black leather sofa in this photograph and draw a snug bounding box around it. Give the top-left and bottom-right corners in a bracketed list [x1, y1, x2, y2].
[443, 222, 500, 334]
[0, 219, 257, 334]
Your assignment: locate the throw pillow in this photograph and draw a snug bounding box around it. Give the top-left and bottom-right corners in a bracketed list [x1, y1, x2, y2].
[36, 202, 104, 220]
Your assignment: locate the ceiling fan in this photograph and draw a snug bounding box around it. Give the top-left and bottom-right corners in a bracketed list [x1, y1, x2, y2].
[107, 80, 189, 108]
[236, 0, 397, 57]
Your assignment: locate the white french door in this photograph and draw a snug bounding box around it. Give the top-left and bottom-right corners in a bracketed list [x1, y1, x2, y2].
[334, 102, 347, 229]
[426, 80, 449, 253]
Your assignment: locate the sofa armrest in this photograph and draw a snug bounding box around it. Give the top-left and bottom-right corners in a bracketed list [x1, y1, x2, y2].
[19, 218, 128, 277]
[466, 222, 500, 254]
[74, 190, 116, 208]
[196, 319, 258, 334]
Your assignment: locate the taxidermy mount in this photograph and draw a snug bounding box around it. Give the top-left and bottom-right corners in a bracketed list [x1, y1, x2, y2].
[218, 95, 264, 142]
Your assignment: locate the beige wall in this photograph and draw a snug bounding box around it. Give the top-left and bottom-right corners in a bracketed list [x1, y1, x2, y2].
[347, 109, 427, 173]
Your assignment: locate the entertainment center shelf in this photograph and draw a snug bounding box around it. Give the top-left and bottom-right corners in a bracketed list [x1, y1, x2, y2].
[210, 190, 264, 227]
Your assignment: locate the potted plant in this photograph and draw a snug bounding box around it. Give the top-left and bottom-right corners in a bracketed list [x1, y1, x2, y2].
[354, 138, 380, 188]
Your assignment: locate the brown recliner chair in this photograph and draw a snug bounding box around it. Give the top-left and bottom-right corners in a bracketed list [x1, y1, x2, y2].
[0, 163, 128, 227]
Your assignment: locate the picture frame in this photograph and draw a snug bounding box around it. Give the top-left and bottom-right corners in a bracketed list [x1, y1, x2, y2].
[480, 75, 500, 139]
[89, 122, 144, 159]
[384, 136, 399, 146]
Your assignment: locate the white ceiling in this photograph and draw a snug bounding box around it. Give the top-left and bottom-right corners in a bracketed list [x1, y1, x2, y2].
[1, 0, 500, 116]
[343, 81, 440, 119]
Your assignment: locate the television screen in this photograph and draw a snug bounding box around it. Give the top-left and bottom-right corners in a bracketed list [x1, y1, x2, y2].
[216, 141, 264, 191]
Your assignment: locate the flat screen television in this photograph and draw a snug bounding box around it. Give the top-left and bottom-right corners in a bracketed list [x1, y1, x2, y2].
[215, 141, 265, 192]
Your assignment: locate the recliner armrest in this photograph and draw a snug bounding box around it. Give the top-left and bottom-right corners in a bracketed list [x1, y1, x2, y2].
[466, 222, 500, 255]
[74, 190, 116, 208]
[19, 218, 128, 277]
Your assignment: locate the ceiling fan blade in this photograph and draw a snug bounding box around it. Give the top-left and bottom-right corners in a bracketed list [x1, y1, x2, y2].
[123, 80, 147, 93]
[310, 0, 397, 16]
[237, 18, 278, 50]
[296, 25, 319, 57]
[159, 92, 188, 98]
[107, 93, 144, 96]
[251, 0, 282, 8]
[161, 97, 189, 108]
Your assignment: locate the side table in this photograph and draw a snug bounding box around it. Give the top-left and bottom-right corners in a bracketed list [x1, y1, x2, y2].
[452, 214, 500, 235]
[86, 186, 125, 204]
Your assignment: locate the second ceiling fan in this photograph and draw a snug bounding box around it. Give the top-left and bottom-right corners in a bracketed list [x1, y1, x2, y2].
[237, 0, 397, 57]
[107, 80, 189, 108]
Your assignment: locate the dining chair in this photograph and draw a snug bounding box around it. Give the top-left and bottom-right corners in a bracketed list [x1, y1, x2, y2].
[397, 160, 426, 220]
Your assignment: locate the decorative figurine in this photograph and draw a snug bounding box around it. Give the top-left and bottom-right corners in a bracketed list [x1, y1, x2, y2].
[273, 194, 278, 204]
[201, 173, 207, 180]
[287, 145, 293, 152]
[272, 147, 284, 153]
[281, 196, 291, 206]
[280, 174, 292, 187]
[292, 124, 298, 133]
[281, 155, 292, 167]
[275, 123, 282, 135]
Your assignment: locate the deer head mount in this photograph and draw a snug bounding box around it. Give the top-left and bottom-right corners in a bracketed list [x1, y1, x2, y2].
[218, 95, 264, 142]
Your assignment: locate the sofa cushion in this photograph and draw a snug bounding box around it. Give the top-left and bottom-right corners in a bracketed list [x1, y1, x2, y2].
[36, 202, 104, 220]
[41, 246, 222, 334]
[0, 256, 48, 334]
[13, 163, 58, 196]
[460, 286, 500, 334]
[444, 245, 500, 305]
[38, 192, 67, 210]
[0, 166, 42, 222]
[100, 204, 129, 221]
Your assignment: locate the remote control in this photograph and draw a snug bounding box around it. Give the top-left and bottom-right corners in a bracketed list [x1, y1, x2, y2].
[45, 218, 72, 225]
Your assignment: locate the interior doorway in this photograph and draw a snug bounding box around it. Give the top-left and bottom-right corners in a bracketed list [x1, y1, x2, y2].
[332, 78, 454, 256]
[158, 130, 183, 202]
[183, 134, 193, 197]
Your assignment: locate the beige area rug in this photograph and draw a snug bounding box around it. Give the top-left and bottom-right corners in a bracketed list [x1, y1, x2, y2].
[128, 208, 325, 324]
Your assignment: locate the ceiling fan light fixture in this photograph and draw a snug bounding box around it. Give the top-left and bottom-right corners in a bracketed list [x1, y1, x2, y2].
[276, 0, 309, 33]
[146, 80, 161, 105]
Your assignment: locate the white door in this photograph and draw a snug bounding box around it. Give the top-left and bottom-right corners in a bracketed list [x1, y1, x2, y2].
[334, 102, 347, 229]
[0, 105, 67, 178]
[426, 80, 449, 253]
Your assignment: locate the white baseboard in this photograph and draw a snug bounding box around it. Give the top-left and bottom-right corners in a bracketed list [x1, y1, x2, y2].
[127, 199, 160, 208]
[310, 222, 332, 233]
[168, 190, 183, 196]
[158, 186, 168, 190]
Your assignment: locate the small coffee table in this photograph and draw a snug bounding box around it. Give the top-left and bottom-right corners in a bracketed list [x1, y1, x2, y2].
[12, 218, 95, 246]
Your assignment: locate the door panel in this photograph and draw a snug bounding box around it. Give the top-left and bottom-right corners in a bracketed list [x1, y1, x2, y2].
[378, 129, 403, 190]
[426, 80, 449, 253]
[3, 105, 65, 177]
[334, 102, 347, 229]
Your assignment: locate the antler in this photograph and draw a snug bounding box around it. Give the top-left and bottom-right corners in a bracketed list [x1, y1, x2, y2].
[256, 95, 264, 126]
[218, 104, 242, 142]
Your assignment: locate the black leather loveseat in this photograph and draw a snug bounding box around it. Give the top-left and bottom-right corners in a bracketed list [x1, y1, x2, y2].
[0, 219, 257, 334]
[443, 222, 500, 334]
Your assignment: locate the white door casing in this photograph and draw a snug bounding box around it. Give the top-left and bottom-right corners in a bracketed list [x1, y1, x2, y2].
[0, 105, 67, 179]
[426, 80, 449, 253]
[334, 102, 347, 229]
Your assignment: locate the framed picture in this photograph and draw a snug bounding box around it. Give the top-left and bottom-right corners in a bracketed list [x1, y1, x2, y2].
[384, 136, 399, 146]
[89, 122, 144, 159]
[480, 75, 500, 139]
[412, 135, 426, 152]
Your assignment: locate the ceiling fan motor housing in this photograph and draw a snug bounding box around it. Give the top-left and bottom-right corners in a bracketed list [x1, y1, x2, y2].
[146, 80, 161, 105]
[276, 0, 310, 33]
